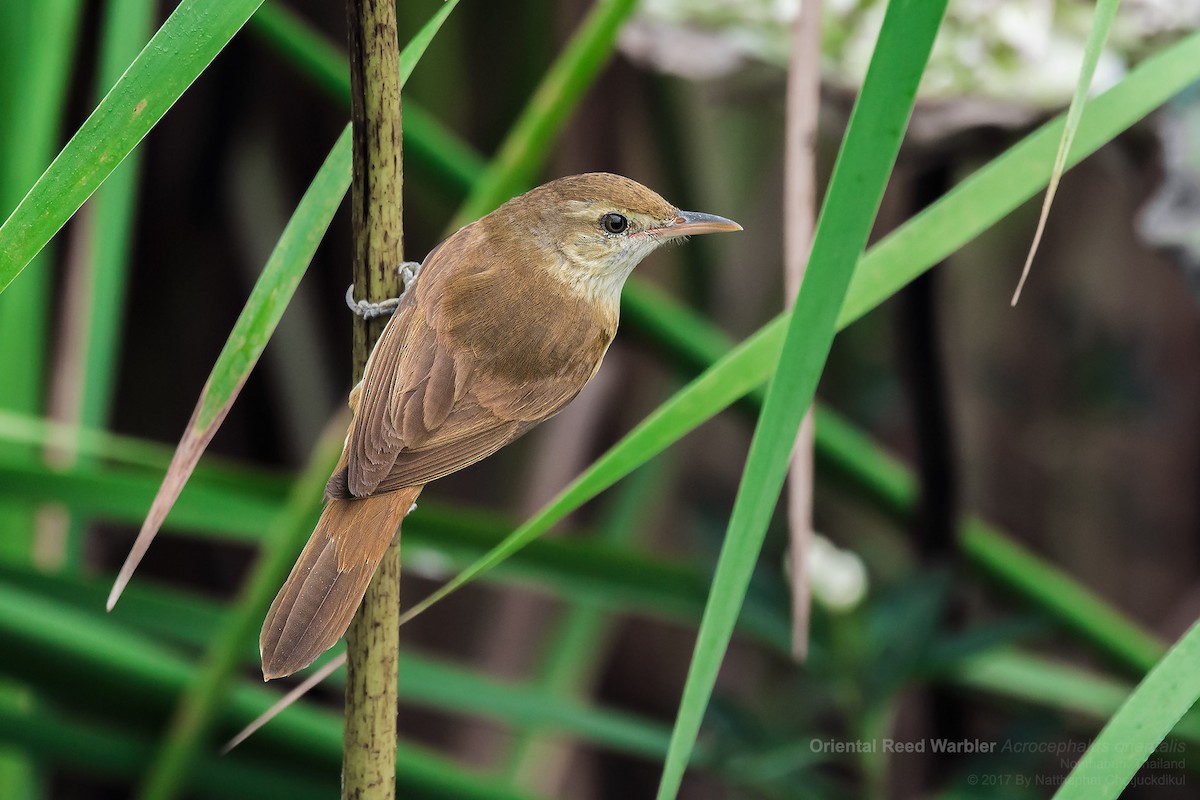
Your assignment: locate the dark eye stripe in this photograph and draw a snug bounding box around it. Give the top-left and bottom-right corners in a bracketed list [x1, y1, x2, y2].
[600, 212, 628, 234]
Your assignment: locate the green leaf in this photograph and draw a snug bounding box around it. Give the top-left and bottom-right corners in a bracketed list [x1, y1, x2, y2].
[0, 0, 265, 294]
[0, 453, 283, 541]
[1053, 619, 1200, 799]
[655, 1, 948, 793]
[0, 409, 289, 493]
[1, 560, 673, 761]
[1011, 0, 1121, 304]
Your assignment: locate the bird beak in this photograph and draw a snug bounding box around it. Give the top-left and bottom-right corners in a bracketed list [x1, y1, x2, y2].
[657, 210, 743, 239]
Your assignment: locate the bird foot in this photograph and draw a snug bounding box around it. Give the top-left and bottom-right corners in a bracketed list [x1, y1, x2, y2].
[345, 261, 423, 319]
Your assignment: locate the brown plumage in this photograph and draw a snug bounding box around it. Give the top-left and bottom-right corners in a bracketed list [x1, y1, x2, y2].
[260, 173, 740, 679]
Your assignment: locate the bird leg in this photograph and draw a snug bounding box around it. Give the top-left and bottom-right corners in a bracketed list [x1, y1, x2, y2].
[345, 260, 422, 319]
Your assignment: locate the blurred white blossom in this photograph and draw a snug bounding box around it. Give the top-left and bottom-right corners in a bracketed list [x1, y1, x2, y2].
[621, 0, 1199, 109]
[803, 533, 868, 611]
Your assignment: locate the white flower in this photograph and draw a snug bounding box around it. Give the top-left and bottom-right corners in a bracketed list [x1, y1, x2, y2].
[805, 533, 868, 611]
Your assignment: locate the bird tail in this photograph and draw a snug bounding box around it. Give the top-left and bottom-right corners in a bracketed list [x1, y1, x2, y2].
[260, 484, 422, 680]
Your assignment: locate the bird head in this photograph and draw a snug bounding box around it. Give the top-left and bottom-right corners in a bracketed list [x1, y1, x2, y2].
[495, 173, 741, 305]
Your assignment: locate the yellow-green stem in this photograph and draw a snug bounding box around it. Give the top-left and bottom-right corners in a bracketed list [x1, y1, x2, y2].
[343, 0, 404, 796]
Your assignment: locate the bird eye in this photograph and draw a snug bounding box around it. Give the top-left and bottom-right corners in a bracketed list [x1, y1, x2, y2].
[600, 212, 629, 234]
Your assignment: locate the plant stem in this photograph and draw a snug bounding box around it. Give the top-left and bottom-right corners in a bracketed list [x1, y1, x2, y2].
[783, 0, 821, 662]
[343, 0, 404, 796]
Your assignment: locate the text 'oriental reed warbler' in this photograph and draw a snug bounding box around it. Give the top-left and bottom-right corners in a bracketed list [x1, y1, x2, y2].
[110, 172, 741, 679]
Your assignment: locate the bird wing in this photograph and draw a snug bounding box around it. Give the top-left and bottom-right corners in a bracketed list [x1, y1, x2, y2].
[335, 269, 601, 499]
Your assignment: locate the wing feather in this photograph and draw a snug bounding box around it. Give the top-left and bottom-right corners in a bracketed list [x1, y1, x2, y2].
[339, 227, 613, 500]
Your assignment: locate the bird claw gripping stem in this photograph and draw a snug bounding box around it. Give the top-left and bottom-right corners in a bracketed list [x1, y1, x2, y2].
[346, 260, 422, 319]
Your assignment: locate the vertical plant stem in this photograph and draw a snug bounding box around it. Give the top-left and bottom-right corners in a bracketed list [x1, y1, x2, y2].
[783, 0, 822, 662]
[343, 0, 404, 796]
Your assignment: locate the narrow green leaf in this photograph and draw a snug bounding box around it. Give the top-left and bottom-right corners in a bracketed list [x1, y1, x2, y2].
[193, 127, 351, 435]
[0, 455, 283, 539]
[0, 409, 290, 493]
[1, 560, 676, 762]
[0, 0, 265, 293]
[102, 123, 348, 599]
[1053, 619, 1200, 799]
[1011, 0, 1121, 304]
[656, 1, 947, 794]
[0, 0, 82, 404]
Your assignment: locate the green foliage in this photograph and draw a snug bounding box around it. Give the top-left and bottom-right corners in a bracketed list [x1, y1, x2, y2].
[656, 2, 949, 793]
[1053, 619, 1200, 799]
[1, 0, 1198, 797]
[0, 0, 265, 293]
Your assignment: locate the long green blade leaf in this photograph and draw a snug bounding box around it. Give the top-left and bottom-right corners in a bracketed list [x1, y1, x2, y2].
[1011, 0, 1120, 304]
[656, 1, 947, 794]
[1053, 619, 1200, 799]
[0, 0, 265, 293]
[0, 692, 335, 800]
[104, 126, 350, 608]
[2, 561, 677, 761]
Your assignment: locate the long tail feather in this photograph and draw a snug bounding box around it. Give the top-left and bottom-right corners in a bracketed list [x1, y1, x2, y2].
[260, 485, 421, 680]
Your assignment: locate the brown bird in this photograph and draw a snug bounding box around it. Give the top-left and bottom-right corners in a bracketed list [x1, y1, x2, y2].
[260, 173, 741, 679]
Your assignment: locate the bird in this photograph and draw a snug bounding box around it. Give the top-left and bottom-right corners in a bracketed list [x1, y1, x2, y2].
[259, 172, 741, 679]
